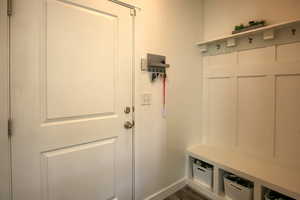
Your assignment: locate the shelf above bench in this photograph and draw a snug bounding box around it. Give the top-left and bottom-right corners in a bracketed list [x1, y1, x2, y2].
[187, 145, 300, 199]
[196, 19, 300, 55]
[197, 19, 300, 46]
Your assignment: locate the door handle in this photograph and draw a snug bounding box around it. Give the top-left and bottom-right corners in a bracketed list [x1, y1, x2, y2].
[124, 121, 134, 129]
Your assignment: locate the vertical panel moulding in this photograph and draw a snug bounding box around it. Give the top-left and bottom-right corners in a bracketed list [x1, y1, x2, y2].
[254, 182, 262, 200]
[233, 74, 239, 148]
[203, 77, 210, 145]
[213, 166, 219, 195]
[202, 56, 210, 145]
[275, 44, 278, 62]
[186, 155, 192, 179]
[201, 75, 206, 144]
[235, 53, 240, 148]
[218, 169, 226, 196]
[272, 75, 277, 158]
[233, 53, 239, 148]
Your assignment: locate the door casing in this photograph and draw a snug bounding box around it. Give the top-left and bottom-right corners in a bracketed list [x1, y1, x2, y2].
[0, 0, 11, 199]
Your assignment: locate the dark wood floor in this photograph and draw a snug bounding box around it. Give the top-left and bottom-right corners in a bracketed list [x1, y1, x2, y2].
[164, 186, 210, 200]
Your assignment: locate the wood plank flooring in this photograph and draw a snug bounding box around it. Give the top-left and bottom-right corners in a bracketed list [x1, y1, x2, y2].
[164, 186, 210, 200]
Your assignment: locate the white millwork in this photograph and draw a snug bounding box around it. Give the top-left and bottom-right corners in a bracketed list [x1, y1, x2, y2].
[197, 19, 300, 56]
[197, 42, 300, 200]
[0, 0, 11, 199]
[202, 44, 300, 168]
[187, 145, 300, 200]
[10, 0, 133, 200]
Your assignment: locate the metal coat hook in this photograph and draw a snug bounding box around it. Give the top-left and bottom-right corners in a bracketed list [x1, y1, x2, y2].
[248, 37, 253, 44]
[147, 54, 169, 82]
[292, 28, 297, 36]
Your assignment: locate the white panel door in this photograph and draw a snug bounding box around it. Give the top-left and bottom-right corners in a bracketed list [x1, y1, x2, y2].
[11, 0, 133, 200]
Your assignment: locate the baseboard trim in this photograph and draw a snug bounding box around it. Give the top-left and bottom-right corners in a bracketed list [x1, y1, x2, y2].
[144, 177, 187, 200]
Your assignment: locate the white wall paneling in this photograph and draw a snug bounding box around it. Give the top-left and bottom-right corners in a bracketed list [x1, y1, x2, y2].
[206, 77, 236, 148]
[202, 53, 237, 148]
[202, 43, 300, 168]
[237, 75, 274, 158]
[277, 42, 300, 62]
[275, 75, 300, 166]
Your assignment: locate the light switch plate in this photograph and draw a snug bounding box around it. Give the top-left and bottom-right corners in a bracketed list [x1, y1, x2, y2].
[141, 93, 152, 105]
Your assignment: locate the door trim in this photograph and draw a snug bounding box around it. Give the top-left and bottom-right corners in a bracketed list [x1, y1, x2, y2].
[131, 12, 136, 200]
[108, 0, 141, 11]
[0, 0, 11, 199]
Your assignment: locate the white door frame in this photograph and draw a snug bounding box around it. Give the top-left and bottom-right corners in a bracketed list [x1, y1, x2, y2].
[107, 2, 139, 200]
[0, 0, 11, 199]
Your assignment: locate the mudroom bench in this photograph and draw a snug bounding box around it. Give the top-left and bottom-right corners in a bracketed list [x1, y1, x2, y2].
[187, 145, 300, 200]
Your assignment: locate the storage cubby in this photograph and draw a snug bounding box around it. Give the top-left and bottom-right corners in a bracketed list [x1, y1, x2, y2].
[262, 187, 296, 200]
[219, 169, 254, 200]
[187, 146, 300, 200]
[189, 157, 214, 190]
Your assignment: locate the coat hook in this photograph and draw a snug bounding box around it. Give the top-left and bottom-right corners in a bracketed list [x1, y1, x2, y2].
[216, 44, 221, 50]
[292, 28, 297, 36]
[248, 37, 253, 44]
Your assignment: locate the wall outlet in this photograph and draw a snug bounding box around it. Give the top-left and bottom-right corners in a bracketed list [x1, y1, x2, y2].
[141, 93, 152, 105]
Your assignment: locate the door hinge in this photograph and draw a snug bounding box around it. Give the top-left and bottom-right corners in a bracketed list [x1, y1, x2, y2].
[8, 119, 12, 137]
[7, 0, 12, 17]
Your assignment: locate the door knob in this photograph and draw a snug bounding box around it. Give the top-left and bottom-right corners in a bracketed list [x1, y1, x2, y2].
[124, 121, 134, 129]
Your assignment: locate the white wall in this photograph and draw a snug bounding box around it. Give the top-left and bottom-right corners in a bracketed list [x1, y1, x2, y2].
[203, 0, 300, 40]
[127, 0, 204, 199]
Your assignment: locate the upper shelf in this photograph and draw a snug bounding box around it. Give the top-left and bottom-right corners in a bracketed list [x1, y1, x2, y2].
[196, 19, 300, 46]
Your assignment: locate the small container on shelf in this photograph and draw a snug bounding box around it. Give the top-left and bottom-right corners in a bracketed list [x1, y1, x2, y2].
[224, 174, 254, 200]
[192, 159, 213, 188]
[264, 189, 295, 200]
